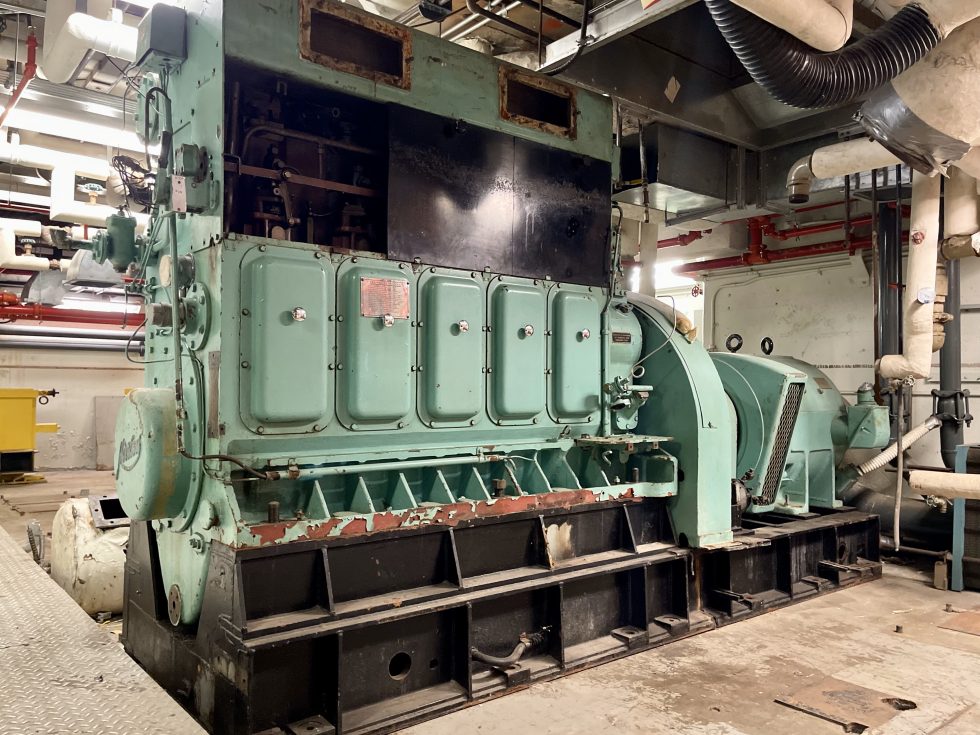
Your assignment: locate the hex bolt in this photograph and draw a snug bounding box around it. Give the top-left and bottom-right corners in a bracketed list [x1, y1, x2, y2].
[632, 467, 640, 483]
[911, 231, 925, 244]
[241, 360, 250, 369]
[256, 426, 265, 434]
[267, 501, 280, 524]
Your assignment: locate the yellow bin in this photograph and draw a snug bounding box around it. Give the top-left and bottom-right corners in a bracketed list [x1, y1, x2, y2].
[0, 388, 59, 483]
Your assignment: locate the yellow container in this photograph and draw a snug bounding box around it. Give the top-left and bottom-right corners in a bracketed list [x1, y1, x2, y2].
[0, 388, 58, 453]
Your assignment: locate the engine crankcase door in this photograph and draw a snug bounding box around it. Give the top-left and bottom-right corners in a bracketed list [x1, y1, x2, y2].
[489, 279, 546, 423]
[337, 260, 415, 428]
[420, 270, 484, 425]
[240, 247, 332, 432]
[550, 286, 601, 421]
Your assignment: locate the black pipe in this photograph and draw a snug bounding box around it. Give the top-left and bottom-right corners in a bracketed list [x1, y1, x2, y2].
[471, 641, 527, 668]
[465, 0, 538, 42]
[512, 0, 580, 30]
[703, 0, 941, 109]
[543, 0, 591, 77]
[936, 257, 968, 468]
[842, 487, 953, 551]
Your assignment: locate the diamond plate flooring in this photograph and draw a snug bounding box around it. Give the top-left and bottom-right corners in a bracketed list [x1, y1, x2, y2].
[0, 525, 204, 734]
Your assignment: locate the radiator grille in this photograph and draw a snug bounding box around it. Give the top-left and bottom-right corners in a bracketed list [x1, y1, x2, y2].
[759, 383, 804, 505]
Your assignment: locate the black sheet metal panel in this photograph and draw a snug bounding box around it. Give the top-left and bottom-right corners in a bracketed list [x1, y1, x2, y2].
[123, 504, 880, 735]
[387, 106, 611, 286]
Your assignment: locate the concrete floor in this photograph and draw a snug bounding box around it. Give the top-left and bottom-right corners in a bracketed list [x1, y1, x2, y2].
[407, 565, 980, 735]
[0, 468, 116, 545]
[5, 471, 980, 734]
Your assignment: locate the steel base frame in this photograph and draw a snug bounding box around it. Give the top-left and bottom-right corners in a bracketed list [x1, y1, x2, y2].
[122, 499, 881, 735]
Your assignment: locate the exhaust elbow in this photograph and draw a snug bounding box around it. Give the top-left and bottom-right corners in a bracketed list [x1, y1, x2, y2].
[787, 155, 814, 204]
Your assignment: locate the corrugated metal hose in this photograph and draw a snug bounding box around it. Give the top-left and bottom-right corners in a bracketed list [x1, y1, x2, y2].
[703, 0, 941, 108]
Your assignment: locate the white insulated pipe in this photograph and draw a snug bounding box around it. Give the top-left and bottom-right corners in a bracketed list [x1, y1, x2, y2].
[909, 469, 980, 500]
[878, 172, 942, 380]
[42, 9, 138, 85]
[0, 218, 50, 271]
[886, 17, 980, 151]
[945, 167, 980, 237]
[0, 142, 147, 232]
[0, 141, 110, 180]
[915, 0, 980, 38]
[787, 138, 901, 203]
[731, 0, 853, 52]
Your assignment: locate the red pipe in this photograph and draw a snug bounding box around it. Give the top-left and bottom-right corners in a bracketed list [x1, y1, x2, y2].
[0, 303, 142, 326]
[674, 237, 881, 276]
[766, 214, 873, 240]
[658, 230, 710, 248]
[0, 29, 37, 130]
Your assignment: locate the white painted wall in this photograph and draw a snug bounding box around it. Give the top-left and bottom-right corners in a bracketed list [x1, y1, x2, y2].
[0, 348, 143, 469]
[702, 253, 980, 465]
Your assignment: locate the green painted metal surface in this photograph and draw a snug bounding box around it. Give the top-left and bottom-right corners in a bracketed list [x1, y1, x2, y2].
[105, 0, 834, 626]
[419, 272, 484, 424]
[551, 289, 602, 419]
[240, 248, 332, 427]
[629, 294, 735, 547]
[490, 280, 547, 422]
[712, 354, 889, 515]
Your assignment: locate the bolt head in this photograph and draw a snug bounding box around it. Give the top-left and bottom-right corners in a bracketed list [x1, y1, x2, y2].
[291, 306, 307, 321]
[912, 231, 925, 244]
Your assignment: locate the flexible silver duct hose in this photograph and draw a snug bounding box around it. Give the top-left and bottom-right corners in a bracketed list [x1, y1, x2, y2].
[856, 415, 941, 476]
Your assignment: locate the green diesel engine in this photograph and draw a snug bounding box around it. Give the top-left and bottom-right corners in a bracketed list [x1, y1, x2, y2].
[104, 2, 889, 733]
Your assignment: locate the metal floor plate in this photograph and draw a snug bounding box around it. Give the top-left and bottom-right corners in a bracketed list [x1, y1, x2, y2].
[0, 527, 204, 734]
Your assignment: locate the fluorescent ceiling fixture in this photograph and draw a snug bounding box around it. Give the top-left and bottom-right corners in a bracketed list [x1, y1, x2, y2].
[0, 107, 150, 153]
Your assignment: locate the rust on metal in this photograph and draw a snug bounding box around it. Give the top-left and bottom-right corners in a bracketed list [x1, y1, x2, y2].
[498, 66, 577, 141]
[244, 487, 639, 547]
[776, 676, 916, 732]
[299, 0, 412, 90]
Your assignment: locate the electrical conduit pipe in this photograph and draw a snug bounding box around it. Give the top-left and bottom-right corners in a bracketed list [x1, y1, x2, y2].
[855, 415, 941, 475]
[878, 172, 942, 380]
